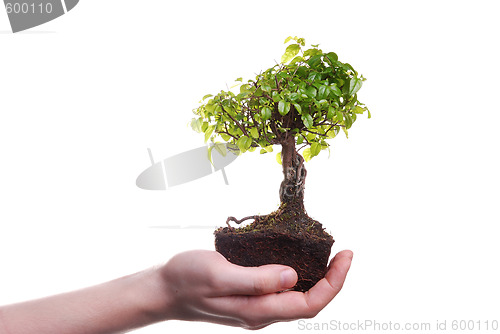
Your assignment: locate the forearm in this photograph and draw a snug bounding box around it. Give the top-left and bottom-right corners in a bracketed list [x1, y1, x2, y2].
[0, 250, 352, 332]
[0, 267, 171, 334]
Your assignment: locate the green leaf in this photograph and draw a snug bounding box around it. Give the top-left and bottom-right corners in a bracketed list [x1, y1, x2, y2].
[213, 142, 227, 156]
[205, 103, 216, 113]
[204, 125, 215, 143]
[289, 56, 304, 65]
[278, 100, 285, 115]
[330, 84, 341, 96]
[293, 103, 302, 114]
[303, 48, 321, 58]
[336, 110, 344, 123]
[261, 85, 272, 92]
[281, 44, 301, 63]
[342, 127, 349, 138]
[240, 84, 250, 93]
[302, 114, 314, 128]
[351, 112, 357, 123]
[345, 113, 353, 129]
[278, 100, 290, 115]
[327, 106, 335, 120]
[276, 152, 282, 165]
[326, 127, 336, 139]
[306, 86, 317, 98]
[261, 107, 272, 120]
[207, 145, 214, 164]
[201, 121, 209, 132]
[237, 91, 250, 99]
[295, 66, 307, 78]
[202, 94, 213, 100]
[307, 55, 322, 68]
[308, 72, 322, 82]
[190, 118, 202, 133]
[272, 91, 280, 102]
[325, 52, 338, 64]
[284, 36, 293, 44]
[263, 146, 273, 153]
[343, 63, 356, 73]
[303, 148, 312, 162]
[310, 142, 321, 158]
[236, 136, 252, 152]
[353, 106, 366, 114]
[254, 87, 263, 97]
[349, 77, 363, 96]
[249, 127, 259, 138]
[318, 85, 329, 99]
[367, 108, 372, 119]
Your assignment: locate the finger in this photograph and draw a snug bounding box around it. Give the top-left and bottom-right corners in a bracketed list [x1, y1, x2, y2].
[178, 311, 251, 329]
[210, 250, 353, 321]
[304, 250, 353, 313]
[205, 289, 314, 326]
[210, 261, 298, 296]
[195, 310, 279, 330]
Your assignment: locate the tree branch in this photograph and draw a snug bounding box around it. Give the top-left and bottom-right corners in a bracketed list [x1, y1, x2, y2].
[269, 120, 283, 142]
[216, 129, 238, 141]
[297, 144, 308, 152]
[262, 127, 279, 145]
[302, 128, 327, 137]
[220, 105, 249, 137]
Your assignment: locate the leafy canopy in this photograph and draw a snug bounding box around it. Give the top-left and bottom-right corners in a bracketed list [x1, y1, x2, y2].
[192, 36, 370, 162]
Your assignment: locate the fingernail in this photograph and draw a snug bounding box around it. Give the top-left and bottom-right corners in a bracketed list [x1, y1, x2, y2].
[280, 268, 297, 288]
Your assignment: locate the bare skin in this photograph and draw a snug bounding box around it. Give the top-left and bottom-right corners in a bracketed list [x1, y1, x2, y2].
[0, 249, 353, 333]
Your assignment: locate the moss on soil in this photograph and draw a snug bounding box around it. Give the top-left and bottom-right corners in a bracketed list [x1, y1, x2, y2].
[216, 201, 331, 241]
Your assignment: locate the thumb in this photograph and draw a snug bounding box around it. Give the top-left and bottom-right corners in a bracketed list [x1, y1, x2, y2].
[216, 263, 298, 296]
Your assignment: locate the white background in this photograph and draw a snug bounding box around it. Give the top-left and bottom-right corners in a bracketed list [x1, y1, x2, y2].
[1, 1, 499, 333]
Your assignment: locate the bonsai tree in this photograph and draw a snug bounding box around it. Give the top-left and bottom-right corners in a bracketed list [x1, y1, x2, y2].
[191, 36, 370, 291]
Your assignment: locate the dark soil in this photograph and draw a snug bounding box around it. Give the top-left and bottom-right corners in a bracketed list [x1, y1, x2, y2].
[214, 202, 334, 292]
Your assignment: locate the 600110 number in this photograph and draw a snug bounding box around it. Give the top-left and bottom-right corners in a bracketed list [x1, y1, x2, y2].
[5, 2, 53, 14]
[451, 320, 499, 331]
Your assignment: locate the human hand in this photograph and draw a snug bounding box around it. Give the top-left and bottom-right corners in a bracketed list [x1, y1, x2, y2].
[0, 250, 352, 333]
[156, 249, 353, 329]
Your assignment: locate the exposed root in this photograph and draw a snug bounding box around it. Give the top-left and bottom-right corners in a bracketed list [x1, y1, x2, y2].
[226, 215, 264, 230]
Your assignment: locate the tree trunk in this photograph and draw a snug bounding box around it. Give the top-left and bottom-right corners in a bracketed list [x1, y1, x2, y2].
[279, 134, 307, 211]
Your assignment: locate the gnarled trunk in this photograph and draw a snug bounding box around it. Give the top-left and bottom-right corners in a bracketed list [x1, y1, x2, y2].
[279, 134, 307, 211]
[217, 135, 334, 293]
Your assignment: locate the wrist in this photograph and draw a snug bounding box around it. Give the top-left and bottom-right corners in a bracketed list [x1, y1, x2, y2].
[128, 266, 175, 325]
